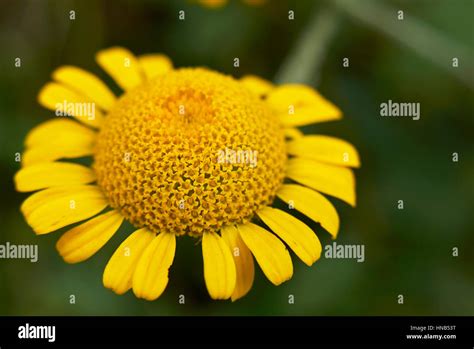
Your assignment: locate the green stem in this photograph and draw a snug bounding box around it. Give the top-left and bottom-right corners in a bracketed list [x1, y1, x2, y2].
[332, 0, 474, 89]
[275, 7, 340, 86]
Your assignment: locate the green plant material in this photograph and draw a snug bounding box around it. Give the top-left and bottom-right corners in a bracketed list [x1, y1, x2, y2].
[332, 0, 474, 89]
[275, 7, 340, 86]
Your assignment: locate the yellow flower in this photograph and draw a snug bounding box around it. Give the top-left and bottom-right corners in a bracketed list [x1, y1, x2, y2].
[14, 47, 360, 301]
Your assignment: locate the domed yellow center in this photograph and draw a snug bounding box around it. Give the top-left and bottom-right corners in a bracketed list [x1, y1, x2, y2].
[94, 68, 286, 236]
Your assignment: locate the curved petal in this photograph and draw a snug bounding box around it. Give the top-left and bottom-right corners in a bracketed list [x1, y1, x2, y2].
[287, 135, 360, 168]
[237, 222, 293, 286]
[202, 232, 236, 300]
[132, 232, 176, 301]
[20, 185, 108, 235]
[277, 184, 340, 238]
[22, 145, 94, 168]
[240, 75, 274, 98]
[56, 210, 124, 263]
[278, 105, 341, 127]
[103, 228, 155, 295]
[286, 158, 356, 206]
[266, 84, 341, 126]
[15, 162, 96, 192]
[96, 47, 144, 91]
[25, 119, 96, 148]
[22, 119, 96, 167]
[52, 66, 116, 111]
[284, 127, 303, 140]
[138, 54, 173, 80]
[37, 82, 104, 128]
[257, 207, 321, 266]
[221, 225, 254, 301]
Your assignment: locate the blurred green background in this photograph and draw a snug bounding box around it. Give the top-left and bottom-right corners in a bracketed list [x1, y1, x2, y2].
[0, 0, 473, 316]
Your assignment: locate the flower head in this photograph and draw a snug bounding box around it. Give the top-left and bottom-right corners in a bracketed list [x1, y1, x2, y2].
[15, 47, 360, 301]
[94, 68, 286, 237]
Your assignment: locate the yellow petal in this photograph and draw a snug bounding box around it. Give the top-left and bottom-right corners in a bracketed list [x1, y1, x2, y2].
[286, 158, 356, 206]
[257, 207, 321, 266]
[103, 228, 155, 295]
[240, 75, 274, 98]
[22, 145, 94, 168]
[52, 66, 116, 111]
[202, 232, 236, 300]
[278, 105, 342, 127]
[25, 119, 96, 148]
[138, 54, 173, 80]
[284, 127, 303, 140]
[277, 184, 340, 238]
[237, 222, 293, 285]
[132, 232, 176, 301]
[15, 162, 96, 192]
[266, 84, 342, 126]
[221, 225, 254, 301]
[56, 210, 124, 263]
[96, 47, 144, 91]
[20, 185, 108, 235]
[22, 119, 96, 167]
[287, 135, 360, 168]
[267, 84, 335, 111]
[37, 82, 104, 128]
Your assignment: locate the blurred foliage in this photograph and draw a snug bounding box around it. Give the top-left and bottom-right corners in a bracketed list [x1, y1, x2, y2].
[0, 0, 472, 316]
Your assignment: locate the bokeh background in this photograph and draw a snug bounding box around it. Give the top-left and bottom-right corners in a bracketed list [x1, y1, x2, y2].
[0, 0, 472, 316]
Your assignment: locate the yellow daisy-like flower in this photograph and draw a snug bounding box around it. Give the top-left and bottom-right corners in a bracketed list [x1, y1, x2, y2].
[14, 47, 360, 301]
